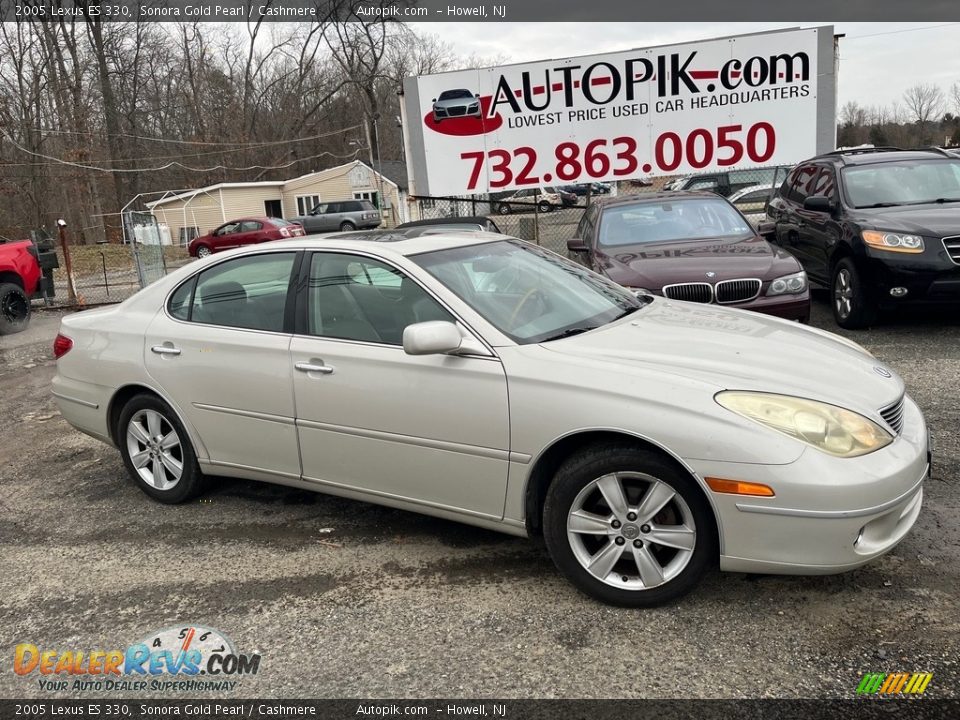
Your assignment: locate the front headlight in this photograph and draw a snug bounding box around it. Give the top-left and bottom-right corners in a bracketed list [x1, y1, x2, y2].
[861, 230, 924, 253]
[715, 391, 893, 458]
[766, 270, 807, 296]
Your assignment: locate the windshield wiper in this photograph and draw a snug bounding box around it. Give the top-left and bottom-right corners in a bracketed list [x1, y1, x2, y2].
[906, 197, 960, 205]
[541, 326, 598, 342]
[857, 202, 901, 208]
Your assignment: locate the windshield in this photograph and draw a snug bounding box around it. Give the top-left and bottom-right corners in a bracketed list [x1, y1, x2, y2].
[842, 159, 960, 207]
[598, 197, 753, 247]
[413, 240, 643, 344]
[438, 89, 474, 100]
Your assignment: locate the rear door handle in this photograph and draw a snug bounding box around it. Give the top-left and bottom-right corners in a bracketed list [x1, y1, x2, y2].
[151, 345, 181, 356]
[295, 361, 334, 375]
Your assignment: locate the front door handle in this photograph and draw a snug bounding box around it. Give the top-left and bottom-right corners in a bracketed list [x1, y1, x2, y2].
[151, 344, 181, 356]
[295, 361, 334, 375]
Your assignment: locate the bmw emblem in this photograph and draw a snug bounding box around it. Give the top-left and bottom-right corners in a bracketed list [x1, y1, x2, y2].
[705, 271, 716, 278]
[873, 366, 892, 378]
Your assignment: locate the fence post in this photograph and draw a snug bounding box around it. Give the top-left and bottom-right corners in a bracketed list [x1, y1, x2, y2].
[57, 219, 78, 305]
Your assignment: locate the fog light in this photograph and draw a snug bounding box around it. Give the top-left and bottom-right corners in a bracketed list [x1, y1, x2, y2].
[889, 287, 908, 298]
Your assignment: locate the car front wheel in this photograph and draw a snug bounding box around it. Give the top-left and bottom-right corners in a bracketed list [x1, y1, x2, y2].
[543, 443, 715, 607]
[195, 245, 212, 258]
[497, 203, 511, 215]
[118, 394, 205, 504]
[832, 258, 876, 329]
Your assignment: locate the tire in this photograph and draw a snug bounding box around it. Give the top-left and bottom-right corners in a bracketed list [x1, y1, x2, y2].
[0, 282, 31, 335]
[543, 443, 715, 607]
[831, 257, 876, 329]
[340, 221, 356, 232]
[497, 203, 511, 215]
[117, 394, 205, 504]
[537, 200, 553, 213]
[195, 245, 212, 258]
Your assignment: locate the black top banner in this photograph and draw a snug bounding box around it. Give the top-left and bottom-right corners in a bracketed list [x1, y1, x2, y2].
[4, 0, 960, 22]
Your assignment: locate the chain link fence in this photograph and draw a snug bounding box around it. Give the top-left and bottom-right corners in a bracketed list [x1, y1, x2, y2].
[24, 164, 791, 309]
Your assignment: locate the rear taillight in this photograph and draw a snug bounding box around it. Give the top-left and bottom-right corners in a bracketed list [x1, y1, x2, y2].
[279, 226, 291, 238]
[53, 333, 73, 359]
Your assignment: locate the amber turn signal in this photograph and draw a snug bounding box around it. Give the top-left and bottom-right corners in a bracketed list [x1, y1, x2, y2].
[705, 477, 775, 497]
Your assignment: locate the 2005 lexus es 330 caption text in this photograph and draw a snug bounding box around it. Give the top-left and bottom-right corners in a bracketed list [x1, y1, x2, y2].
[51, 233, 930, 606]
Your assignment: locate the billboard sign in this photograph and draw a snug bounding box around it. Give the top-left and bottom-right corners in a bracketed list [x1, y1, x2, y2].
[401, 26, 836, 196]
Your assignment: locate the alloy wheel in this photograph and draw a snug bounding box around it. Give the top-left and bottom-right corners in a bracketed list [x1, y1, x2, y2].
[1, 291, 28, 324]
[197, 246, 211, 258]
[126, 409, 183, 491]
[566, 472, 696, 590]
[834, 268, 853, 320]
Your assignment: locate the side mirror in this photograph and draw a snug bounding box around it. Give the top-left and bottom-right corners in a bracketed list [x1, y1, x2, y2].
[475, 93, 481, 98]
[431, 98, 437, 103]
[804, 195, 834, 212]
[403, 321, 462, 356]
[757, 221, 776, 239]
[567, 237, 588, 253]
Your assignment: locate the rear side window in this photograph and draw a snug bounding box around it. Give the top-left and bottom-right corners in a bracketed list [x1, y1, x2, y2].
[168, 277, 195, 321]
[240, 221, 262, 232]
[785, 164, 819, 204]
[187, 253, 296, 332]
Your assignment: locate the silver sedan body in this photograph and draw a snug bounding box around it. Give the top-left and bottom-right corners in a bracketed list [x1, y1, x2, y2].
[52, 233, 927, 605]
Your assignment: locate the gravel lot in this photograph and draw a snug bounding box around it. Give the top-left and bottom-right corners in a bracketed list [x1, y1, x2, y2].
[1, 292, 958, 700]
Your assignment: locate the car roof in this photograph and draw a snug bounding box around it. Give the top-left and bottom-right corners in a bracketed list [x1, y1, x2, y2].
[812, 148, 955, 166]
[254, 230, 507, 258]
[595, 190, 724, 208]
[397, 216, 492, 228]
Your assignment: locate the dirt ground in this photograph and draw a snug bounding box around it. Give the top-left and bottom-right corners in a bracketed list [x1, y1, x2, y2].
[1, 291, 958, 700]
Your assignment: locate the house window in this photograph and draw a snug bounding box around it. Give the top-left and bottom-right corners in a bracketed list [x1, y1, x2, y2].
[296, 195, 321, 216]
[353, 191, 380, 209]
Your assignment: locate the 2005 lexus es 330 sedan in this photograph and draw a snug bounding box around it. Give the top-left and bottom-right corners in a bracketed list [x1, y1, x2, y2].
[52, 233, 930, 606]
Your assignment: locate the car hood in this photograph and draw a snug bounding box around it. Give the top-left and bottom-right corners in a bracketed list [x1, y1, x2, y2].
[434, 97, 477, 107]
[539, 300, 904, 417]
[851, 204, 960, 236]
[598, 235, 801, 289]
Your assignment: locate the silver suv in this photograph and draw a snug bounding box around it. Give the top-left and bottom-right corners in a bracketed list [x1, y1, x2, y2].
[294, 200, 381, 234]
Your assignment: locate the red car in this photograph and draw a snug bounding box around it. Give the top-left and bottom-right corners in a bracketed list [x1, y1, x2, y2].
[188, 217, 305, 258]
[0, 240, 43, 334]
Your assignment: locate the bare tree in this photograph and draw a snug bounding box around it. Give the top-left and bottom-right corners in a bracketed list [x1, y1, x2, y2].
[903, 83, 945, 144]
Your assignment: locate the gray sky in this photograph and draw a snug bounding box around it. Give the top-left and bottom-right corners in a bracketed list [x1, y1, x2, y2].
[409, 22, 960, 113]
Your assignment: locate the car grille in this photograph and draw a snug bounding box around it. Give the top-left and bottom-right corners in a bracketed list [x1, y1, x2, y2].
[880, 396, 905, 435]
[662, 282, 713, 303]
[448, 106, 467, 117]
[715, 278, 762, 304]
[943, 236, 960, 265]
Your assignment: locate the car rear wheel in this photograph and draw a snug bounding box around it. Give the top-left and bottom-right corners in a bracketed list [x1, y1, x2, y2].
[543, 443, 715, 607]
[195, 245, 212, 258]
[497, 203, 511, 215]
[0, 282, 31, 335]
[832, 258, 876, 329]
[537, 200, 553, 213]
[118, 394, 205, 504]
[340, 221, 356, 232]
[0, 283, 30, 335]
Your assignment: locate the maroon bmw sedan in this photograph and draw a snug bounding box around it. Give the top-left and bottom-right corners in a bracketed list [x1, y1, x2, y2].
[567, 191, 810, 322]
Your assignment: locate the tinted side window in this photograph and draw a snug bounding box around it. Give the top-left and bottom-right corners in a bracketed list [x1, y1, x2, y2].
[190, 253, 295, 332]
[785, 164, 819, 204]
[240, 221, 262, 232]
[811, 167, 836, 199]
[307, 253, 454, 345]
[168, 277, 195, 321]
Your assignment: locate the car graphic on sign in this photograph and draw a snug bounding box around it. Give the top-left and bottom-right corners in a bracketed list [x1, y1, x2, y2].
[432, 89, 481, 122]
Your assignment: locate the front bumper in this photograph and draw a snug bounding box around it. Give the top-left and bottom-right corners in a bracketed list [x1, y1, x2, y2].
[686, 394, 928, 574]
[863, 251, 960, 305]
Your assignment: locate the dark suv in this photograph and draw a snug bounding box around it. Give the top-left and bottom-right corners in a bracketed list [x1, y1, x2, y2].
[764, 148, 960, 328]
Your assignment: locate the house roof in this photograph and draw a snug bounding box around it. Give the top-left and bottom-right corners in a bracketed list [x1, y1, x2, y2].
[146, 160, 408, 209]
[146, 181, 284, 208]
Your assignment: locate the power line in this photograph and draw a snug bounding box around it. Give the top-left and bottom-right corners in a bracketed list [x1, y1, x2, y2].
[0, 130, 362, 173]
[0, 124, 366, 168]
[844, 23, 960, 41]
[27, 126, 361, 148]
